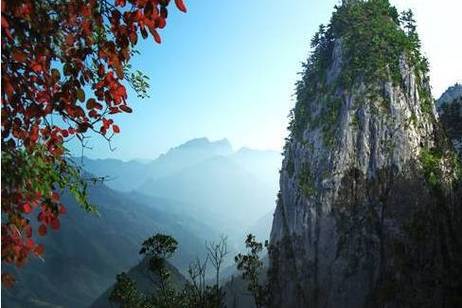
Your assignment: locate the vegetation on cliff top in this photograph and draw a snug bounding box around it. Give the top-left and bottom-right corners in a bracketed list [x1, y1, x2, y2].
[420, 147, 462, 191]
[289, 0, 430, 141]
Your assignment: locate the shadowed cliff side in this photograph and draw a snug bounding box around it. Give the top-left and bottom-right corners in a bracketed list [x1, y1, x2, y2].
[437, 83, 462, 157]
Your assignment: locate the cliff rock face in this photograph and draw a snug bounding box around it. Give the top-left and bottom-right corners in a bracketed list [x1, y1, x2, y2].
[437, 84, 462, 157]
[269, 1, 462, 307]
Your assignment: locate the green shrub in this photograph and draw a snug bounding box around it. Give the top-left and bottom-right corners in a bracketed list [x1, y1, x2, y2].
[298, 165, 316, 197]
[289, 0, 430, 141]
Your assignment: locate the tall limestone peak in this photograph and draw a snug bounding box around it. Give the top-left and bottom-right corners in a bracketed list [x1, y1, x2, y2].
[437, 84, 462, 156]
[437, 83, 462, 110]
[269, 1, 462, 307]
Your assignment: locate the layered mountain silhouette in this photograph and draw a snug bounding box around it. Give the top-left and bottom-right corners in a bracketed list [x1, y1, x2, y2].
[3, 138, 280, 308]
[77, 137, 234, 192]
[79, 138, 281, 244]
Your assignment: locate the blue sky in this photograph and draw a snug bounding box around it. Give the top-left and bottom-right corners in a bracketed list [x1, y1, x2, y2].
[74, 0, 462, 161]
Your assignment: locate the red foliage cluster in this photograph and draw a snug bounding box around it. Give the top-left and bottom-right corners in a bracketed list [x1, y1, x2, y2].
[1, 0, 186, 287]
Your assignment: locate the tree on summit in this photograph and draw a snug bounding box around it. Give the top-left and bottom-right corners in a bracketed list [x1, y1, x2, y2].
[1, 0, 187, 287]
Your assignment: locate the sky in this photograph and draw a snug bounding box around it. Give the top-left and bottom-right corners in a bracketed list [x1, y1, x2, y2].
[75, 0, 462, 161]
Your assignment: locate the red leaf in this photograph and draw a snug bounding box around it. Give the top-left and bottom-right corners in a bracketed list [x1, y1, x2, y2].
[12, 50, 27, 62]
[25, 225, 32, 238]
[1, 16, 13, 41]
[51, 192, 60, 202]
[141, 27, 148, 39]
[160, 6, 168, 19]
[22, 203, 33, 214]
[109, 107, 120, 114]
[98, 64, 105, 77]
[112, 125, 120, 133]
[59, 205, 66, 214]
[3, 79, 14, 97]
[175, 0, 187, 13]
[119, 105, 133, 113]
[152, 29, 161, 44]
[31, 63, 42, 73]
[50, 218, 60, 230]
[65, 34, 74, 46]
[2, 273, 15, 288]
[38, 224, 47, 236]
[129, 31, 138, 44]
[34, 244, 45, 256]
[89, 110, 98, 118]
[86, 98, 96, 109]
[157, 17, 166, 29]
[26, 239, 35, 249]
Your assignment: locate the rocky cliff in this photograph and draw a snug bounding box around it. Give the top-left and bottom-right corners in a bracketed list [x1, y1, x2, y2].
[437, 84, 462, 157]
[269, 1, 462, 307]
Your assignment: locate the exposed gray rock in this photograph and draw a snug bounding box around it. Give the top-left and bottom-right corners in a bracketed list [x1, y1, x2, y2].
[437, 83, 462, 110]
[437, 84, 462, 156]
[269, 37, 462, 308]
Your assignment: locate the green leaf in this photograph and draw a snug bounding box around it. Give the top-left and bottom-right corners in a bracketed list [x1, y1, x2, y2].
[51, 68, 61, 81]
[76, 88, 85, 102]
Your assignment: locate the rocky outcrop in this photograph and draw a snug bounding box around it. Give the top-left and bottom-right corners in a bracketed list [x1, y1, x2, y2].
[269, 1, 462, 307]
[437, 84, 462, 156]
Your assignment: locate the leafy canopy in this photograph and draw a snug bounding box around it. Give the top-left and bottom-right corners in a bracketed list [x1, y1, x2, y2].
[1, 0, 187, 287]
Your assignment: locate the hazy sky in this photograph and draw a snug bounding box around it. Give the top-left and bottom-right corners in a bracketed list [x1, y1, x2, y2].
[74, 0, 462, 161]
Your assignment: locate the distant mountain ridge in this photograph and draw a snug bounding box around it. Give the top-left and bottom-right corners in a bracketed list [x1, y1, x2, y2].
[76, 137, 277, 192]
[171, 137, 232, 151]
[143, 138, 234, 184]
[77, 137, 281, 244]
[134, 139, 280, 243]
